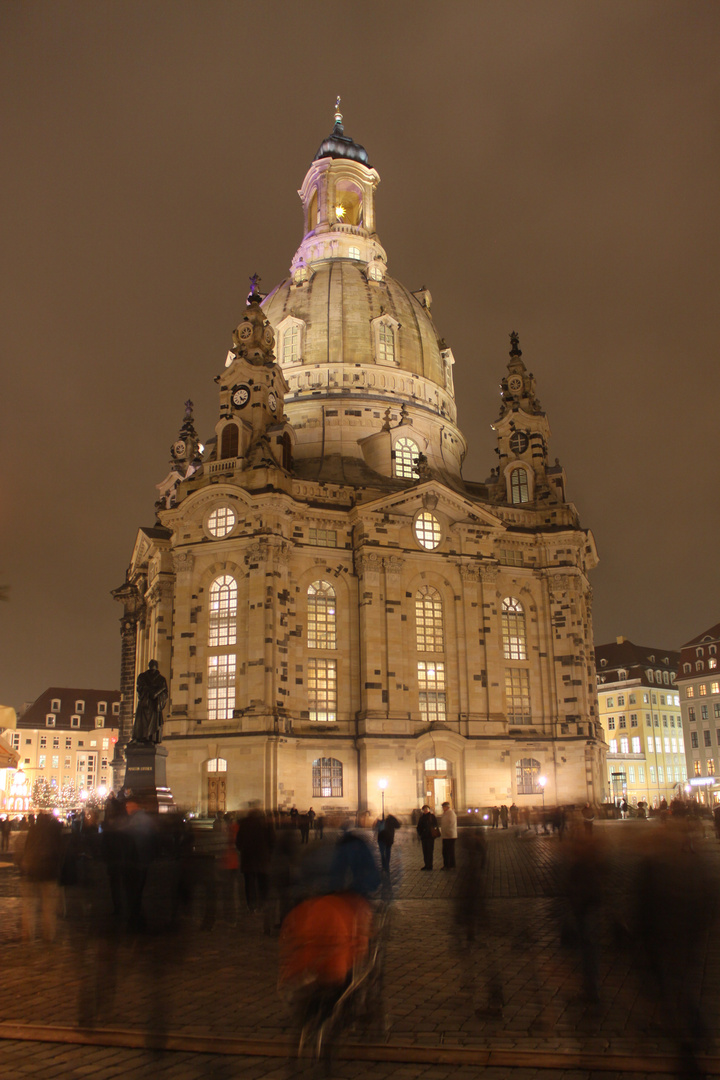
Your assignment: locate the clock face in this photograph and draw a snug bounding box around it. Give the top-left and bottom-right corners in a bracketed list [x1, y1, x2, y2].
[507, 374, 523, 394]
[232, 385, 250, 408]
[239, 324, 252, 340]
[268, 392, 277, 413]
[263, 327, 274, 346]
[173, 440, 186, 457]
[509, 431, 530, 456]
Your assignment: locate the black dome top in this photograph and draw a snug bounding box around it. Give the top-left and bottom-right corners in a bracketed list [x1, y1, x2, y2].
[313, 119, 369, 166]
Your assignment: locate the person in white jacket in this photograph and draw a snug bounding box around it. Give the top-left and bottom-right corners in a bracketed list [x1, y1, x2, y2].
[439, 802, 458, 869]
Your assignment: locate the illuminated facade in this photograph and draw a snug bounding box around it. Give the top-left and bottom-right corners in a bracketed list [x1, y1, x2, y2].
[115, 109, 605, 816]
[595, 637, 683, 808]
[677, 622, 720, 804]
[9, 688, 120, 803]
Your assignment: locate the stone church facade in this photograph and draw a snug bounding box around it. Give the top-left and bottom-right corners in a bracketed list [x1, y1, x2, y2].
[113, 108, 606, 817]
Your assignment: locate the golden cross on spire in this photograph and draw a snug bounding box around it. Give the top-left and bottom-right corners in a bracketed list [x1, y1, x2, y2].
[334, 95, 342, 125]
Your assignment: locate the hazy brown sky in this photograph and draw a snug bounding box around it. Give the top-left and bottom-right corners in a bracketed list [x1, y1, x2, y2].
[3, 1, 719, 709]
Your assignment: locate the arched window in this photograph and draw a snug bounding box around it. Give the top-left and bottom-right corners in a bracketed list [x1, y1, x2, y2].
[510, 467, 530, 504]
[377, 322, 395, 364]
[312, 757, 343, 798]
[394, 437, 419, 479]
[516, 757, 541, 795]
[206, 758, 228, 773]
[502, 597, 527, 660]
[418, 661, 446, 724]
[424, 757, 448, 772]
[209, 575, 237, 647]
[221, 423, 239, 460]
[416, 586, 443, 652]
[282, 324, 301, 364]
[307, 581, 337, 723]
[307, 581, 336, 649]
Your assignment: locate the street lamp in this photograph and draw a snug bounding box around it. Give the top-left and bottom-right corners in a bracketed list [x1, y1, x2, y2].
[378, 777, 388, 821]
[538, 774, 547, 810]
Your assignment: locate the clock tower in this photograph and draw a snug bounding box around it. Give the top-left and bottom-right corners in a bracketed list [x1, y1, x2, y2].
[490, 332, 566, 505]
[213, 279, 293, 481]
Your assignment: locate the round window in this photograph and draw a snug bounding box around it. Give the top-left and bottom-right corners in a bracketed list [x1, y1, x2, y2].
[207, 505, 236, 539]
[414, 511, 442, 550]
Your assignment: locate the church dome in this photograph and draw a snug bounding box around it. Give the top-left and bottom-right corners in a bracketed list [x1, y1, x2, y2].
[262, 261, 446, 388]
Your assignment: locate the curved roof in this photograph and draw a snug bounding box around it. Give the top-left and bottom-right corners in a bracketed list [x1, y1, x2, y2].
[262, 260, 445, 386]
[313, 119, 369, 166]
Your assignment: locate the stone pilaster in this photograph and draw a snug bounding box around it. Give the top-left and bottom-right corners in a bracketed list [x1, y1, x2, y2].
[110, 579, 145, 790]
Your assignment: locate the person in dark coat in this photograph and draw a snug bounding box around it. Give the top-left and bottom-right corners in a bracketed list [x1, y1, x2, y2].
[236, 809, 275, 914]
[17, 812, 63, 941]
[416, 805, 438, 870]
[376, 813, 401, 873]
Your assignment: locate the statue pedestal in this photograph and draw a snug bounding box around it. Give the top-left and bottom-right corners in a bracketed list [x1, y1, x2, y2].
[123, 743, 173, 811]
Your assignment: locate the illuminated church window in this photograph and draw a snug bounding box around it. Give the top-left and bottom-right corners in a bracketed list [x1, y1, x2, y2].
[516, 757, 541, 794]
[394, 437, 419, 479]
[207, 655, 236, 721]
[501, 598, 527, 660]
[207, 505, 236, 538]
[416, 586, 444, 652]
[307, 581, 336, 649]
[505, 668, 531, 724]
[417, 661, 446, 723]
[510, 466, 530, 504]
[414, 511, 441, 550]
[424, 757, 448, 771]
[308, 659, 337, 723]
[206, 758, 228, 773]
[348, 246, 361, 260]
[312, 757, 343, 797]
[209, 575, 237, 647]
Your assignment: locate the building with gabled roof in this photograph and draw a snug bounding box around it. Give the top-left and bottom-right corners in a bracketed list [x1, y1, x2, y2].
[677, 622, 720, 803]
[595, 637, 684, 808]
[113, 108, 605, 816]
[4, 687, 120, 802]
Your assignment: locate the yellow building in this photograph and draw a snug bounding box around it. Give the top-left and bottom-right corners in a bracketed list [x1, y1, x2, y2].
[6, 688, 120, 804]
[113, 110, 606, 817]
[595, 637, 684, 809]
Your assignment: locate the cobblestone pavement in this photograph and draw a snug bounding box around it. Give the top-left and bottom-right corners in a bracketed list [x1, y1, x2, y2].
[1, 819, 720, 1078]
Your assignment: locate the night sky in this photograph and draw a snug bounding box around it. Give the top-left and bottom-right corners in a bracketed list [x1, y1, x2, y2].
[3, 2, 719, 710]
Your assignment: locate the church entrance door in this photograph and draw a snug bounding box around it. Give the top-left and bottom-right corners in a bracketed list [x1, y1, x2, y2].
[423, 757, 454, 814]
[207, 776, 226, 815]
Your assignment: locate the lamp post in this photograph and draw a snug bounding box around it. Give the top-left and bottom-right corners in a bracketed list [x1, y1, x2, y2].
[538, 774, 547, 810]
[378, 778, 388, 821]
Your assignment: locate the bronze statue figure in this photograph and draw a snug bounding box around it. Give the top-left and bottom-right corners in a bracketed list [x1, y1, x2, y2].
[131, 660, 168, 744]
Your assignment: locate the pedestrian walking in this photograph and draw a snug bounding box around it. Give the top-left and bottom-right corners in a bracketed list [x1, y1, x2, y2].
[416, 805, 439, 870]
[376, 812, 401, 873]
[500, 804, 509, 830]
[439, 802, 457, 869]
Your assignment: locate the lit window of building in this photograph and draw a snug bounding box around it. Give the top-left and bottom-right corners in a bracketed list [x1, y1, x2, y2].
[414, 511, 442, 550]
[418, 661, 446, 723]
[416, 586, 444, 652]
[687, 686, 695, 698]
[307, 581, 337, 649]
[207, 655, 236, 720]
[516, 758, 542, 795]
[209, 576, 238, 647]
[394, 437, 419, 479]
[312, 757, 343, 797]
[308, 658, 337, 722]
[505, 668, 530, 725]
[510, 467, 530, 504]
[501, 597, 527, 660]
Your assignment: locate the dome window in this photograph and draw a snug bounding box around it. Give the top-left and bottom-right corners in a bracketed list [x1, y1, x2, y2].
[333, 181, 363, 226]
[394, 437, 419, 479]
[372, 313, 400, 366]
[277, 315, 305, 366]
[348, 246, 361, 260]
[367, 263, 384, 282]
